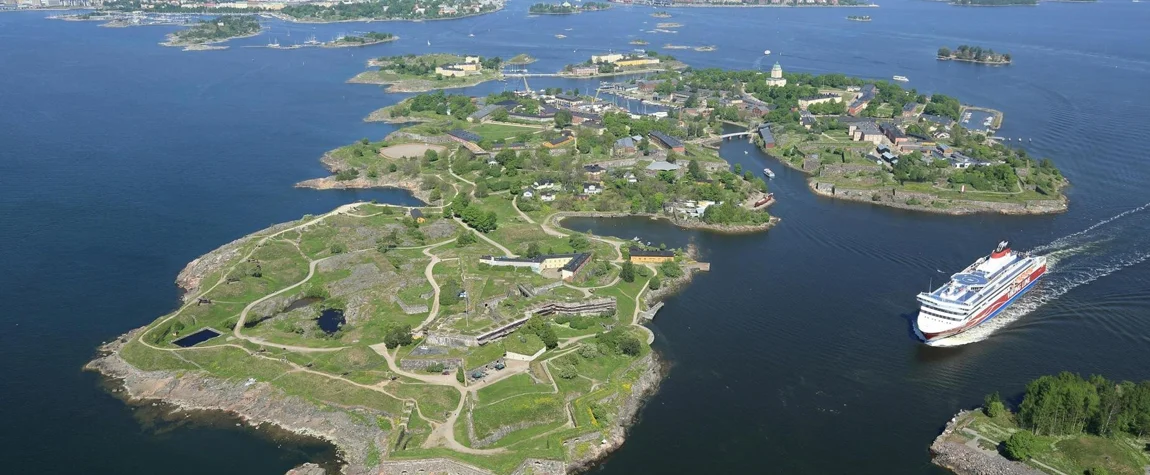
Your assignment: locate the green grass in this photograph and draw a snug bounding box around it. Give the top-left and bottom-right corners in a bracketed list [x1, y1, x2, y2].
[470, 392, 565, 441]
[470, 123, 538, 142]
[465, 343, 507, 369]
[504, 332, 545, 356]
[476, 373, 551, 405]
[388, 382, 460, 422]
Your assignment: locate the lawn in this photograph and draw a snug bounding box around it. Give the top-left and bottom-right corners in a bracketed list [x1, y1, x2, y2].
[470, 123, 538, 142]
[476, 373, 552, 405]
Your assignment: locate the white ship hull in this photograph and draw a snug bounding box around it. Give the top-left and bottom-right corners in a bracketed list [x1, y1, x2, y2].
[915, 243, 1046, 342]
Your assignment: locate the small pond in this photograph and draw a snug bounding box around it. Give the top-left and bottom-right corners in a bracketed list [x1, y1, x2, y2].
[172, 328, 222, 348]
[316, 308, 345, 334]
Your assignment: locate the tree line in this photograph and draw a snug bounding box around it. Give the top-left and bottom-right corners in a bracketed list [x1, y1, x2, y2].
[988, 372, 1150, 439]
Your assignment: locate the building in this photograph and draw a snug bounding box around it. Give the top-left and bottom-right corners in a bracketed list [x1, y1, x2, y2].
[522, 190, 534, 199]
[880, 122, 909, 146]
[591, 53, 624, 64]
[447, 129, 484, 155]
[467, 104, 503, 123]
[409, 208, 425, 223]
[553, 94, 582, 108]
[636, 79, 664, 93]
[616, 58, 660, 68]
[758, 123, 776, 148]
[922, 114, 956, 129]
[648, 131, 685, 153]
[570, 66, 598, 76]
[583, 183, 603, 195]
[544, 135, 574, 148]
[613, 136, 637, 155]
[848, 84, 877, 116]
[645, 160, 681, 174]
[629, 248, 676, 264]
[583, 164, 606, 180]
[901, 102, 919, 118]
[624, 172, 638, 183]
[533, 179, 559, 190]
[541, 192, 557, 202]
[849, 122, 884, 145]
[765, 62, 787, 87]
[800, 111, 816, 130]
[798, 93, 841, 109]
[560, 253, 591, 281]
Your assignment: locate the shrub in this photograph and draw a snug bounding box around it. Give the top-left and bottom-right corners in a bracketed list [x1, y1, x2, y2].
[1003, 430, 1039, 461]
[648, 275, 661, 290]
[983, 392, 1006, 418]
[383, 324, 413, 349]
[330, 243, 347, 254]
[556, 364, 577, 379]
[456, 367, 465, 384]
[426, 362, 445, 373]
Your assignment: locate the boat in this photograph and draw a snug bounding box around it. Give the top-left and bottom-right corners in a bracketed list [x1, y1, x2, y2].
[915, 241, 1047, 343]
[763, 168, 775, 178]
[763, 49, 771, 55]
[892, 75, 909, 82]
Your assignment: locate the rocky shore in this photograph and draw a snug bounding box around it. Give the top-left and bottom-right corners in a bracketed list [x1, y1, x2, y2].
[85, 331, 387, 475]
[566, 353, 664, 472]
[294, 151, 435, 203]
[929, 410, 1045, 475]
[552, 211, 777, 234]
[808, 180, 1068, 215]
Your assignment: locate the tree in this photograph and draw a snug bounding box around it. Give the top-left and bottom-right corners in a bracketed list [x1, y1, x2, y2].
[456, 231, 477, 247]
[424, 149, 439, 162]
[492, 108, 509, 122]
[618, 335, 641, 356]
[984, 392, 1006, 418]
[1003, 430, 1039, 461]
[687, 159, 705, 181]
[568, 234, 590, 252]
[658, 260, 683, 278]
[937, 46, 951, 58]
[526, 242, 542, 258]
[620, 261, 636, 282]
[383, 324, 413, 349]
[648, 275, 661, 290]
[554, 110, 573, 128]
[456, 367, 465, 384]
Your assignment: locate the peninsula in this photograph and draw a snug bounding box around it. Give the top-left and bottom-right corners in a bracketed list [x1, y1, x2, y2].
[938, 45, 1012, 64]
[932, 373, 1150, 475]
[605, 62, 1067, 214]
[349, 53, 505, 92]
[160, 15, 260, 50]
[88, 76, 780, 474]
[529, 2, 611, 14]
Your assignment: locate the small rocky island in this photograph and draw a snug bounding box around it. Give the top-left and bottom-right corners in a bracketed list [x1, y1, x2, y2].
[161, 15, 261, 51]
[325, 32, 397, 48]
[349, 53, 506, 93]
[938, 45, 1012, 65]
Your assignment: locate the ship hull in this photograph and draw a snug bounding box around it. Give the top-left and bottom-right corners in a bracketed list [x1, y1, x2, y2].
[919, 264, 1046, 342]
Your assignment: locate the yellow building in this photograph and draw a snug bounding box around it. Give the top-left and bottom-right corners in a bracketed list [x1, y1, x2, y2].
[629, 248, 676, 264]
[616, 58, 660, 68]
[435, 66, 471, 78]
[538, 255, 574, 270]
[591, 53, 624, 64]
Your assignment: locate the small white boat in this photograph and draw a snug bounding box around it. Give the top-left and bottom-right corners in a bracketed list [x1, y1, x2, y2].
[427, 40, 431, 46]
[763, 50, 771, 55]
[763, 168, 775, 179]
[469, 33, 474, 37]
[893, 75, 909, 82]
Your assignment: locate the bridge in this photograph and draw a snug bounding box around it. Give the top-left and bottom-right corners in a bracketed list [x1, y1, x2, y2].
[719, 130, 755, 140]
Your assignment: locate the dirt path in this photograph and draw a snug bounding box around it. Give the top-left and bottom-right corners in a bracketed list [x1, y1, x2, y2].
[453, 216, 515, 257]
[412, 241, 455, 333]
[511, 194, 537, 224]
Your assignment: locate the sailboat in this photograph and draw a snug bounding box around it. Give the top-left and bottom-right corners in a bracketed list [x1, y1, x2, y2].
[427, 40, 431, 46]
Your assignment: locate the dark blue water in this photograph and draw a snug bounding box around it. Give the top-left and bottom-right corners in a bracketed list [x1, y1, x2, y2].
[2, 2, 1149, 473]
[172, 328, 222, 347]
[316, 308, 345, 334]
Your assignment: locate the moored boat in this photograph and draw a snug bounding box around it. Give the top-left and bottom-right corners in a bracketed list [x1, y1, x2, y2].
[916, 241, 1046, 343]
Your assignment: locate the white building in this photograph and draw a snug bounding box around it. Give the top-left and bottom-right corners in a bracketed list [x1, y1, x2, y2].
[765, 62, 787, 87]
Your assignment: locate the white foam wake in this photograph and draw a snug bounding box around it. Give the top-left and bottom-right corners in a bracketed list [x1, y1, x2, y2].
[925, 203, 1150, 347]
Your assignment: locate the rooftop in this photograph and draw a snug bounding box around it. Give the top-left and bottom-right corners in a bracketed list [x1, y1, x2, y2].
[645, 161, 680, 171]
[448, 129, 482, 143]
[648, 131, 683, 148]
[630, 247, 675, 258]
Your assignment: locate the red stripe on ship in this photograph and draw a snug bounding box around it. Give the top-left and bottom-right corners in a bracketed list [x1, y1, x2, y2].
[923, 265, 1046, 341]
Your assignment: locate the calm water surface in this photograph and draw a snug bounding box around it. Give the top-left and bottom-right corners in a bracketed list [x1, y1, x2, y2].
[2, 2, 1149, 473]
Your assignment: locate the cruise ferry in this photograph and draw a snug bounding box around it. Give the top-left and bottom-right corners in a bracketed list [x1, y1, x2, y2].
[892, 75, 909, 82]
[916, 241, 1046, 342]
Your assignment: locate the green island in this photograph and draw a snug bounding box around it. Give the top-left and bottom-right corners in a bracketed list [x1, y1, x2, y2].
[88, 74, 779, 475]
[161, 16, 260, 50]
[939, 45, 1012, 64]
[326, 32, 398, 48]
[507, 54, 537, 66]
[933, 372, 1150, 475]
[562, 51, 686, 77]
[603, 63, 1067, 214]
[349, 53, 505, 93]
[529, 2, 611, 14]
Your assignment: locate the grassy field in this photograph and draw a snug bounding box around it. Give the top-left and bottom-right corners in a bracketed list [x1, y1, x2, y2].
[470, 123, 539, 142]
[476, 373, 552, 405]
[964, 411, 1150, 475]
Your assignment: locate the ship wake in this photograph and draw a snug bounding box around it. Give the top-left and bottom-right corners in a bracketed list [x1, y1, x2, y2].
[927, 201, 1150, 347]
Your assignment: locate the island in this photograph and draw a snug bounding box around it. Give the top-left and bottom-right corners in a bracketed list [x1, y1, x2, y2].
[506, 54, 537, 66]
[651, 11, 672, 18]
[349, 53, 505, 93]
[88, 76, 780, 475]
[605, 62, 1067, 214]
[629, 39, 649, 46]
[938, 45, 1012, 65]
[529, 1, 611, 14]
[562, 51, 687, 78]
[161, 16, 260, 51]
[847, 15, 872, 21]
[326, 32, 398, 48]
[932, 372, 1150, 475]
